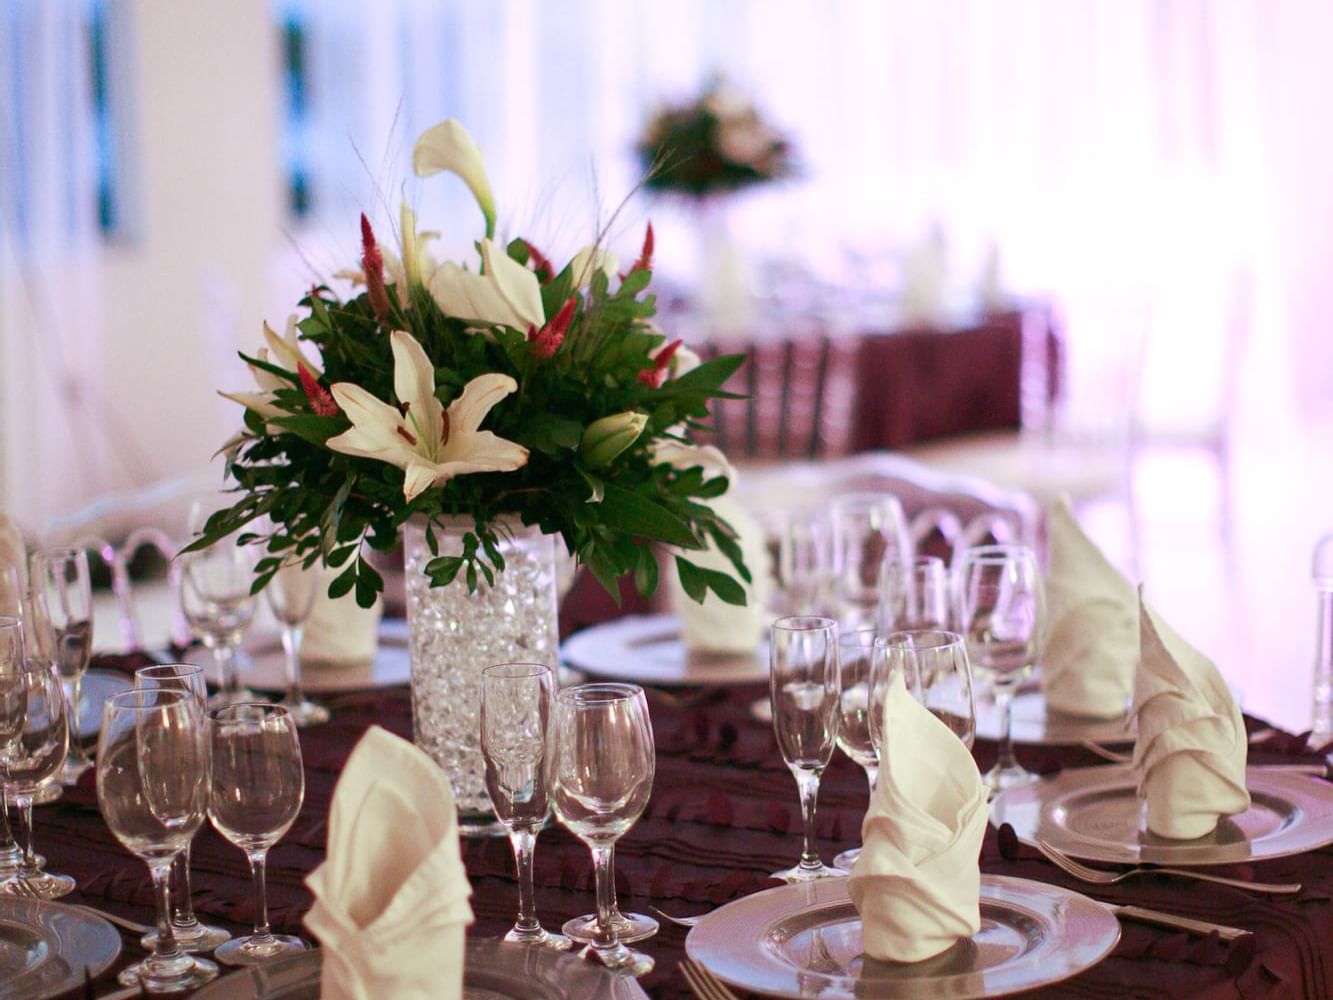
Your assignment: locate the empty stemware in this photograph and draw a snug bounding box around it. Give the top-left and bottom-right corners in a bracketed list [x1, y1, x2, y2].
[551, 684, 656, 977]
[769, 616, 844, 882]
[264, 562, 329, 727]
[178, 543, 259, 710]
[877, 629, 975, 750]
[879, 555, 950, 632]
[134, 664, 232, 954]
[98, 687, 217, 991]
[775, 508, 833, 618]
[479, 662, 571, 951]
[30, 548, 95, 784]
[0, 613, 25, 875]
[831, 627, 882, 871]
[957, 544, 1044, 792]
[209, 703, 308, 966]
[830, 493, 911, 631]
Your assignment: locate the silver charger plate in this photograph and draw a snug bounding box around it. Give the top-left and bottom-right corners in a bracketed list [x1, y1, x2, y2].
[0, 897, 122, 1000]
[974, 689, 1134, 747]
[685, 875, 1120, 999]
[192, 940, 649, 999]
[991, 764, 1333, 865]
[562, 614, 768, 687]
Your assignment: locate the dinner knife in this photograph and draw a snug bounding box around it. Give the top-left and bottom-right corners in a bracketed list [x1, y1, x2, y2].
[1113, 904, 1251, 942]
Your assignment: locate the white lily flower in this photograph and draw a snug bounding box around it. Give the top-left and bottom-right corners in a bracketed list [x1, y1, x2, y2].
[569, 245, 619, 290]
[652, 440, 735, 485]
[219, 318, 320, 419]
[325, 330, 528, 502]
[412, 118, 497, 238]
[428, 239, 546, 332]
[394, 201, 440, 297]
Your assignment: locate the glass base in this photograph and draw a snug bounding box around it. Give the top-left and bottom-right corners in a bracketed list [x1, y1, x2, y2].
[770, 861, 848, 884]
[119, 954, 219, 992]
[2, 871, 75, 899]
[31, 781, 63, 806]
[280, 698, 330, 728]
[563, 911, 658, 945]
[215, 932, 308, 967]
[56, 755, 91, 787]
[581, 942, 654, 977]
[983, 761, 1036, 797]
[504, 925, 573, 951]
[832, 847, 862, 871]
[207, 687, 264, 712]
[143, 920, 232, 953]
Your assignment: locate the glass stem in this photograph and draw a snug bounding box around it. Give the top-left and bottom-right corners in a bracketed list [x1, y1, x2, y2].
[0, 786, 17, 858]
[793, 767, 824, 870]
[281, 625, 305, 706]
[216, 644, 239, 699]
[590, 843, 621, 951]
[15, 795, 39, 877]
[149, 860, 183, 963]
[510, 827, 540, 934]
[995, 686, 1018, 771]
[248, 850, 273, 941]
[863, 762, 879, 798]
[172, 844, 197, 927]
[69, 671, 89, 765]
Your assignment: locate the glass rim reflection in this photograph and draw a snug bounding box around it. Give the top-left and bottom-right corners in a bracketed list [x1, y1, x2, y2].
[772, 615, 837, 633]
[879, 628, 965, 651]
[483, 661, 552, 681]
[557, 682, 642, 707]
[103, 687, 192, 714]
[958, 543, 1032, 563]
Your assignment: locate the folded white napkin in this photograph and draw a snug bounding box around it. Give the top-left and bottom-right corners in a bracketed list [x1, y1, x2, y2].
[0, 515, 27, 615]
[304, 726, 473, 999]
[1132, 589, 1250, 839]
[849, 674, 987, 963]
[301, 590, 382, 664]
[670, 492, 772, 654]
[1041, 497, 1137, 719]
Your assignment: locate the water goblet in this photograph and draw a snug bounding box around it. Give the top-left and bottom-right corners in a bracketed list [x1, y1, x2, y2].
[551, 684, 656, 976]
[769, 616, 844, 882]
[957, 545, 1044, 793]
[0, 614, 25, 875]
[178, 544, 259, 710]
[0, 655, 75, 899]
[830, 493, 911, 631]
[875, 630, 975, 751]
[134, 664, 232, 954]
[30, 548, 94, 784]
[209, 703, 308, 966]
[879, 555, 950, 632]
[832, 627, 881, 871]
[264, 562, 329, 727]
[480, 662, 571, 951]
[98, 688, 217, 991]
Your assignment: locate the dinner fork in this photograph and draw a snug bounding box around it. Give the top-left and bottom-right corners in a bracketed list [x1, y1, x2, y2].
[680, 959, 740, 1000]
[1035, 839, 1302, 895]
[649, 905, 704, 928]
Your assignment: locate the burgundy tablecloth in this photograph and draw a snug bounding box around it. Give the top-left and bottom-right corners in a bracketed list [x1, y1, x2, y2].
[37, 652, 1333, 999]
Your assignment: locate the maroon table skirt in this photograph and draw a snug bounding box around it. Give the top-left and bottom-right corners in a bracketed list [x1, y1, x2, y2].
[38, 653, 1333, 999]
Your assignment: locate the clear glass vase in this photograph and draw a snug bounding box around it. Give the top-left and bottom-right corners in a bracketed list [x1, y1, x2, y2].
[403, 517, 560, 837]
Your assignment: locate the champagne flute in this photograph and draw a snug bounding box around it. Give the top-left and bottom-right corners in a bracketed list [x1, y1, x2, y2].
[551, 684, 656, 977]
[480, 662, 570, 951]
[30, 548, 94, 784]
[776, 509, 833, 617]
[0, 610, 25, 874]
[769, 616, 843, 882]
[98, 688, 217, 991]
[876, 630, 975, 751]
[832, 627, 881, 871]
[830, 493, 911, 631]
[264, 562, 329, 727]
[879, 555, 950, 631]
[178, 544, 259, 710]
[209, 703, 308, 966]
[135, 664, 232, 953]
[0, 656, 75, 898]
[957, 545, 1044, 792]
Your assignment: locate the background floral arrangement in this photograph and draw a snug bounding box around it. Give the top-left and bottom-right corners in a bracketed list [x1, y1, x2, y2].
[193, 119, 750, 609]
[637, 79, 795, 197]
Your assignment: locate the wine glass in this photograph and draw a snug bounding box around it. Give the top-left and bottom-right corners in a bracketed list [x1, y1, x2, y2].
[876, 630, 976, 750]
[830, 493, 910, 631]
[879, 555, 950, 631]
[769, 616, 843, 882]
[0, 606, 26, 874]
[134, 664, 232, 954]
[178, 543, 259, 710]
[264, 562, 329, 727]
[551, 684, 656, 977]
[480, 662, 570, 951]
[98, 688, 217, 991]
[832, 627, 881, 871]
[776, 509, 833, 617]
[209, 703, 307, 965]
[957, 545, 1044, 792]
[30, 548, 94, 784]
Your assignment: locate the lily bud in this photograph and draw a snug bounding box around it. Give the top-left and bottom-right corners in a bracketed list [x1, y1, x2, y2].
[581, 411, 649, 468]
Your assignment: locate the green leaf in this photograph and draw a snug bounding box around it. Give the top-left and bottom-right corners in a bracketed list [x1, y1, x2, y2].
[633, 546, 659, 598]
[672, 353, 745, 393]
[676, 556, 747, 607]
[675, 555, 708, 604]
[426, 555, 465, 587]
[328, 564, 357, 600]
[617, 268, 652, 297]
[578, 468, 605, 503]
[354, 558, 383, 608]
[598, 483, 698, 548]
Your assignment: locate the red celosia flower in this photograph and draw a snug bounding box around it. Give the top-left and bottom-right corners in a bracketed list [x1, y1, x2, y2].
[521, 239, 555, 284]
[630, 221, 654, 273]
[298, 363, 339, 417]
[360, 213, 391, 323]
[637, 337, 681, 388]
[528, 297, 576, 360]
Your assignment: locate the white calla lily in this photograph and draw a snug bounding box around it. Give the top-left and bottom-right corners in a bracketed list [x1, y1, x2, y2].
[325, 330, 528, 502]
[569, 245, 619, 289]
[412, 118, 497, 238]
[428, 239, 546, 332]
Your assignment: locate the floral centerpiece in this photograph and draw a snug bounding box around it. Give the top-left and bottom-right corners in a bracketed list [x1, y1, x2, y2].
[194, 118, 751, 612]
[637, 79, 794, 198]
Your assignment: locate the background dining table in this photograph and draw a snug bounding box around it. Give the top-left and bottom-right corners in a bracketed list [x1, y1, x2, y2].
[30, 642, 1333, 999]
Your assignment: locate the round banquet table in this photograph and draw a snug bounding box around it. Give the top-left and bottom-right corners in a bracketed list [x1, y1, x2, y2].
[32, 648, 1333, 999]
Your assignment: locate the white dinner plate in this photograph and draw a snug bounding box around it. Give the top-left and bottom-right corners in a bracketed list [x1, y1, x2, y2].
[0, 897, 122, 1000]
[991, 764, 1333, 865]
[561, 614, 768, 687]
[685, 875, 1120, 999]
